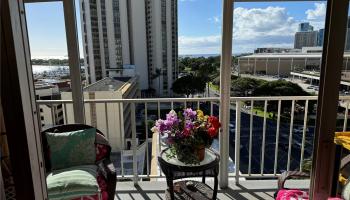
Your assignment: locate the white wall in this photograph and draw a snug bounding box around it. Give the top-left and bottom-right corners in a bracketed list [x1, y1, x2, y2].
[96, 0, 106, 77]
[166, 0, 173, 96]
[61, 91, 125, 151]
[119, 0, 131, 64]
[129, 0, 149, 90]
[105, 0, 117, 69]
[152, 0, 163, 95]
[82, 0, 96, 83]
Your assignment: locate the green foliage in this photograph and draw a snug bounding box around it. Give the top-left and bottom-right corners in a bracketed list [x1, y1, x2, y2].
[172, 74, 206, 97]
[301, 158, 312, 173]
[231, 77, 309, 97]
[31, 59, 84, 66]
[232, 78, 311, 114]
[253, 80, 309, 96]
[178, 56, 220, 82]
[231, 77, 265, 96]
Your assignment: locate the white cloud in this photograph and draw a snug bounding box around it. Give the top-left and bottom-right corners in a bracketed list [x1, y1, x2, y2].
[305, 3, 326, 30]
[233, 6, 298, 41]
[179, 6, 298, 55]
[306, 3, 326, 21]
[178, 35, 221, 55]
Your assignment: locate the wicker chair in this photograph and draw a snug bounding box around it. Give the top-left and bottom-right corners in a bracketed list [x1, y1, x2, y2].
[41, 124, 117, 200]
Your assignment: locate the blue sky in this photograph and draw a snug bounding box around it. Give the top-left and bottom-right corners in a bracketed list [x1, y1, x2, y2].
[25, 1, 327, 58]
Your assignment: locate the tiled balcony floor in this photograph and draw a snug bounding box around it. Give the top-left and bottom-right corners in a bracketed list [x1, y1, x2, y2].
[115, 179, 309, 200]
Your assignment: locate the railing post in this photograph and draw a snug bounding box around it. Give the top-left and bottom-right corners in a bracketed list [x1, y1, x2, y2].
[219, 0, 233, 188]
[63, 0, 85, 123]
[131, 103, 138, 185]
[310, 0, 349, 197]
[235, 101, 241, 184]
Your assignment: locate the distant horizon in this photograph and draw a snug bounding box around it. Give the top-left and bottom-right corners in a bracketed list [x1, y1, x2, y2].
[31, 53, 243, 60]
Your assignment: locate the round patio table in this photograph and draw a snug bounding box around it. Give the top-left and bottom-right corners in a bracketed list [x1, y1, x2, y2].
[158, 148, 220, 200]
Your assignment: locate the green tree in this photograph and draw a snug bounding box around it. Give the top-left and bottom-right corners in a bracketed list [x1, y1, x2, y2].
[231, 77, 265, 96]
[253, 80, 309, 96]
[172, 74, 206, 97]
[253, 80, 310, 113]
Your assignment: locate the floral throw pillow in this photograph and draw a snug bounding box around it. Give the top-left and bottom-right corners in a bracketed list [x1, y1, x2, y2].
[46, 128, 96, 170]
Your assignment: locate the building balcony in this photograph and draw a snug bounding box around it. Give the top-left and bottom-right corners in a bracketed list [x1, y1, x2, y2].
[35, 95, 350, 198]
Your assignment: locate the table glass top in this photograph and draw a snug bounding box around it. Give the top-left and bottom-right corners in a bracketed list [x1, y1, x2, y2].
[161, 148, 218, 167]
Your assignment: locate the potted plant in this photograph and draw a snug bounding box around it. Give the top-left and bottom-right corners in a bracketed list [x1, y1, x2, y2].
[151, 108, 221, 164]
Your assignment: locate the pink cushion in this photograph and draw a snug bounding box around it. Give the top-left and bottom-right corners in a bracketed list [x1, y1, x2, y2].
[276, 189, 309, 200]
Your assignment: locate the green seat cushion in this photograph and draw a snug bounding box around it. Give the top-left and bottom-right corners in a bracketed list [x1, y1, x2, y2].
[46, 165, 99, 200]
[46, 128, 96, 170]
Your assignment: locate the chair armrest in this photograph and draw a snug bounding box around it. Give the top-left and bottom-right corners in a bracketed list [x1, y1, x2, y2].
[97, 159, 117, 200]
[278, 171, 310, 190]
[97, 158, 116, 179]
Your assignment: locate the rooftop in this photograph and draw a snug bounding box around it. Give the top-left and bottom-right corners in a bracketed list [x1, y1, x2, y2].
[241, 52, 350, 59]
[84, 77, 133, 92]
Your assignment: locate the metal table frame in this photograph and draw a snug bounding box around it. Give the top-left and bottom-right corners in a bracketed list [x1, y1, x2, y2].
[158, 148, 220, 200]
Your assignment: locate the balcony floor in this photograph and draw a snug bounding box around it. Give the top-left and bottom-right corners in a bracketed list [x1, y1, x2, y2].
[115, 179, 309, 200]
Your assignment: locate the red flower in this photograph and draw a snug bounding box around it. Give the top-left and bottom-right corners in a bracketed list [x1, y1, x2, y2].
[208, 127, 218, 138]
[183, 128, 191, 137]
[208, 116, 221, 129]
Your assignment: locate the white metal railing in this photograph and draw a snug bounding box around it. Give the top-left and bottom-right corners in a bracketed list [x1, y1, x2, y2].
[36, 96, 350, 184]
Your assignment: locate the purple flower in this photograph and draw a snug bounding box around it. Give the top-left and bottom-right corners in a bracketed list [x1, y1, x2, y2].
[185, 120, 194, 130]
[155, 119, 169, 133]
[166, 110, 179, 126]
[183, 108, 197, 120]
[181, 120, 194, 137]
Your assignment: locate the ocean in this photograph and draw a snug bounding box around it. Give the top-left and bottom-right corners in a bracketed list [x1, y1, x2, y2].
[32, 65, 70, 74]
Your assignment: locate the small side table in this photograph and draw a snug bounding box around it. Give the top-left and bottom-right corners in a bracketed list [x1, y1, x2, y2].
[158, 148, 220, 200]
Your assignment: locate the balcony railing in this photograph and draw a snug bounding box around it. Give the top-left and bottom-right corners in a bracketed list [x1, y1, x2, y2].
[36, 96, 350, 184]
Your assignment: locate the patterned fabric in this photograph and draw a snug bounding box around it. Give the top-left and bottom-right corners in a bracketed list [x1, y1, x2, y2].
[46, 128, 96, 170]
[276, 189, 308, 200]
[96, 144, 108, 162]
[69, 140, 109, 200]
[46, 165, 99, 200]
[72, 175, 108, 200]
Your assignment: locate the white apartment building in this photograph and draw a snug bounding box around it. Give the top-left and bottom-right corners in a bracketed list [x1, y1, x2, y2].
[35, 83, 64, 128]
[80, 0, 178, 97]
[62, 76, 140, 151]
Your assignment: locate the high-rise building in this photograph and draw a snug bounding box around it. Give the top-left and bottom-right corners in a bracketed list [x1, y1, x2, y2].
[80, 0, 178, 97]
[298, 22, 314, 32]
[318, 29, 324, 47]
[294, 31, 318, 49]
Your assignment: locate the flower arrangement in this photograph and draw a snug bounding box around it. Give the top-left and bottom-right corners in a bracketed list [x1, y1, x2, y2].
[151, 108, 221, 164]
